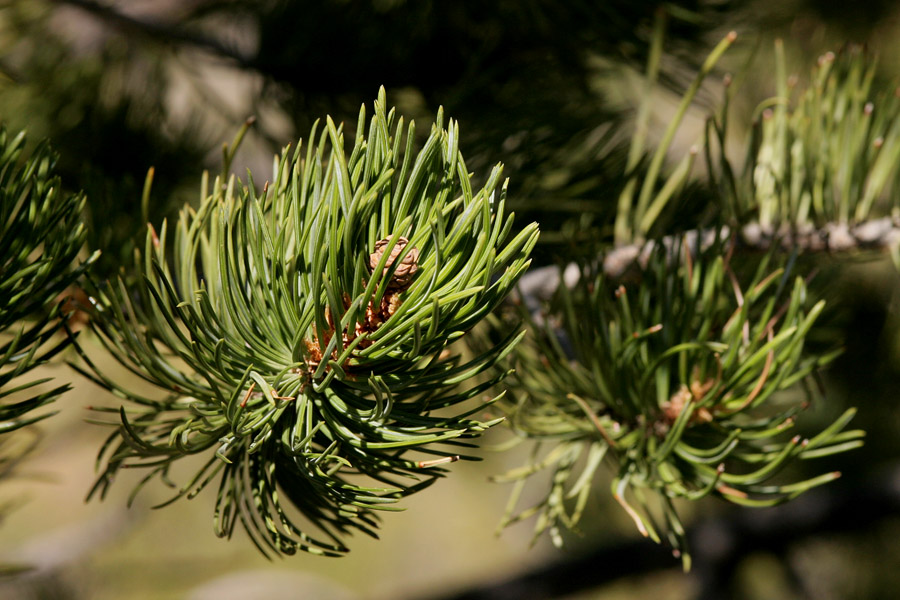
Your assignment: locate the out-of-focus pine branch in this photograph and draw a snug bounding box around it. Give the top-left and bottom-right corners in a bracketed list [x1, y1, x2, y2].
[481, 27, 900, 568]
[0, 125, 97, 569]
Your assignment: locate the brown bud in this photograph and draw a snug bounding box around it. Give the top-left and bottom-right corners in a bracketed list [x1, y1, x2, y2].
[369, 236, 419, 290]
[57, 285, 92, 331]
[660, 384, 714, 427]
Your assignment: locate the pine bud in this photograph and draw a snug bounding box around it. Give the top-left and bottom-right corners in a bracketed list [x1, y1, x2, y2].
[370, 236, 419, 290]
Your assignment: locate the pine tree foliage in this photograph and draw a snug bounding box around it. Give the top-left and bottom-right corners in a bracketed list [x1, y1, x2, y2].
[74, 90, 539, 557]
[0, 126, 95, 557]
[491, 239, 861, 567]
[713, 42, 900, 241]
[486, 31, 878, 568]
[0, 1, 898, 592]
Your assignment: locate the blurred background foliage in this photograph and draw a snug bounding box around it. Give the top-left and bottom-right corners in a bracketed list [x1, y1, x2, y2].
[2, 0, 900, 599]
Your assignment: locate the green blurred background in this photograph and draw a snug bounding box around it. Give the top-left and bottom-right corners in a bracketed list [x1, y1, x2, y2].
[3, 1, 900, 598]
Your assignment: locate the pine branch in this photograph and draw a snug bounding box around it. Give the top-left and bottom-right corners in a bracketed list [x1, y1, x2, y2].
[75, 90, 539, 557]
[521, 218, 900, 285]
[0, 126, 96, 552]
[485, 234, 862, 566]
[483, 34, 898, 566]
[0, 127, 96, 434]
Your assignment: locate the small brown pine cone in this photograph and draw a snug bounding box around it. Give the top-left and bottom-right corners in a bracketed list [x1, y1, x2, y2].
[369, 236, 419, 290]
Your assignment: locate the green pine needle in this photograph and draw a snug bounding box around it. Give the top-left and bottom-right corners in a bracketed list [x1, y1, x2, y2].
[77, 89, 539, 557]
[711, 44, 900, 229]
[0, 125, 95, 545]
[486, 238, 861, 565]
